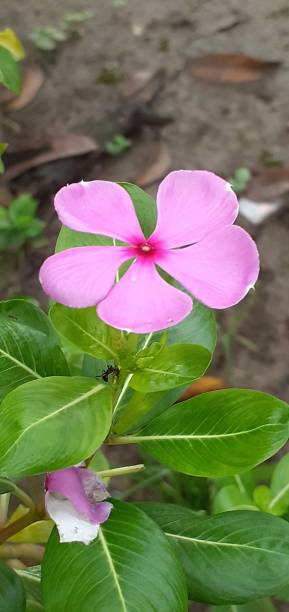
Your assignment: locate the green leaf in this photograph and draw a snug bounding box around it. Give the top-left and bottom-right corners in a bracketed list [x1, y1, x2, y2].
[105, 135, 131, 156]
[17, 567, 42, 604]
[138, 503, 289, 604]
[55, 225, 112, 252]
[0, 561, 25, 611]
[213, 484, 258, 513]
[23, 218, 45, 239]
[253, 485, 273, 512]
[130, 344, 211, 392]
[154, 301, 217, 353]
[0, 46, 21, 93]
[0, 376, 112, 478]
[50, 303, 123, 360]
[269, 452, 289, 514]
[0, 299, 69, 400]
[120, 182, 157, 237]
[42, 500, 187, 611]
[9, 194, 38, 225]
[114, 390, 289, 477]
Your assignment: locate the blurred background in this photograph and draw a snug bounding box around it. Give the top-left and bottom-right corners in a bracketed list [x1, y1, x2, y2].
[0, 0, 289, 402]
[0, 2, 289, 609]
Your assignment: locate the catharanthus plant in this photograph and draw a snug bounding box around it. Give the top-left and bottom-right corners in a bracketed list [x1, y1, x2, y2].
[39, 170, 259, 333]
[0, 171, 289, 612]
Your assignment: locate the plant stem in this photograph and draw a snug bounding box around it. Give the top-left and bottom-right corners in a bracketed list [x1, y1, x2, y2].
[11, 484, 36, 513]
[234, 474, 246, 494]
[98, 464, 144, 478]
[113, 332, 153, 417]
[106, 435, 134, 445]
[0, 542, 44, 562]
[0, 509, 41, 544]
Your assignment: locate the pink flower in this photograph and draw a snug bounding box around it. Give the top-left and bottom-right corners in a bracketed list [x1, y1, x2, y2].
[45, 466, 112, 545]
[39, 170, 259, 333]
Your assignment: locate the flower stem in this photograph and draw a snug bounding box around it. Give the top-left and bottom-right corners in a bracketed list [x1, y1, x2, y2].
[98, 464, 144, 478]
[113, 332, 153, 417]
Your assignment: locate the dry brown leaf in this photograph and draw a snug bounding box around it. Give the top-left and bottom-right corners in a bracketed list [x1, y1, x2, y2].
[136, 141, 171, 187]
[177, 376, 225, 402]
[2, 134, 98, 181]
[91, 139, 170, 187]
[247, 167, 289, 201]
[7, 66, 44, 111]
[189, 53, 280, 83]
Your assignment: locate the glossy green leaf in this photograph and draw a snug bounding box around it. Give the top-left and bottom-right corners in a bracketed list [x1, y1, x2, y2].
[130, 343, 211, 392]
[0, 299, 69, 400]
[0, 561, 25, 612]
[120, 182, 157, 237]
[0, 376, 112, 478]
[269, 452, 289, 514]
[42, 500, 187, 611]
[0, 46, 21, 93]
[213, 484, 258, 513]
[139, 503, 289, 604]
[155, 301, 217, 353]
[50, 303, 123, 360]
[114, 390, 289, 477]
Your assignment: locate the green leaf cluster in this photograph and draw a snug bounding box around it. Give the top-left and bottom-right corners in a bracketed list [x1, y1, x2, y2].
[0, 194, 45, 251]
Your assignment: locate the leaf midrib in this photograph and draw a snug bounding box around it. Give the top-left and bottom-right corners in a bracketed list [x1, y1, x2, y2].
[99, 528, 128, 612]
[269, 482, 289, 510]
[165, 532, 289, 558]
[0, 347, 41, 379]
[123, 422, 281, 442]
[60, 312, 117, 359]
[0, 383, 104, 465]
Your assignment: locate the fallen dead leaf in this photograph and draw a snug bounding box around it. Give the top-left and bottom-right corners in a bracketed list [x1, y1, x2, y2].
[189, 53, 280, 83]
[136, 141, 171, 187]
[177, 376, 225, 402]
[91, 139, 171, 187]
[7, 66, 44, 111]
[119, 68, 166, 104]
[2, 134, 98, 181]
[247, 167, 289, 201]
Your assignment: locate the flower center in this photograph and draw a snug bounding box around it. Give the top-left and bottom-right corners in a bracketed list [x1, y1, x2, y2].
[140, 243, 152, 253]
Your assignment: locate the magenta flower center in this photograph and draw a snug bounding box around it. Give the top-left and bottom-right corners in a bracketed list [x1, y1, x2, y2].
[132, 238, 164, 260]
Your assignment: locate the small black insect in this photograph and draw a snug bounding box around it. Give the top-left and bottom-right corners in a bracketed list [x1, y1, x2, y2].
[101, 365, 120, 383]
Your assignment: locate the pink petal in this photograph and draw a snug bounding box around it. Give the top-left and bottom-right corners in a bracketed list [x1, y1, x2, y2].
[97, 258, 192, 333]
[54, 180, 145, 243]
[46, 467, 109, 523]
[156, 226, 259, 309]
[150, 170, 238, 248]
[39, 246, 132, 308]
